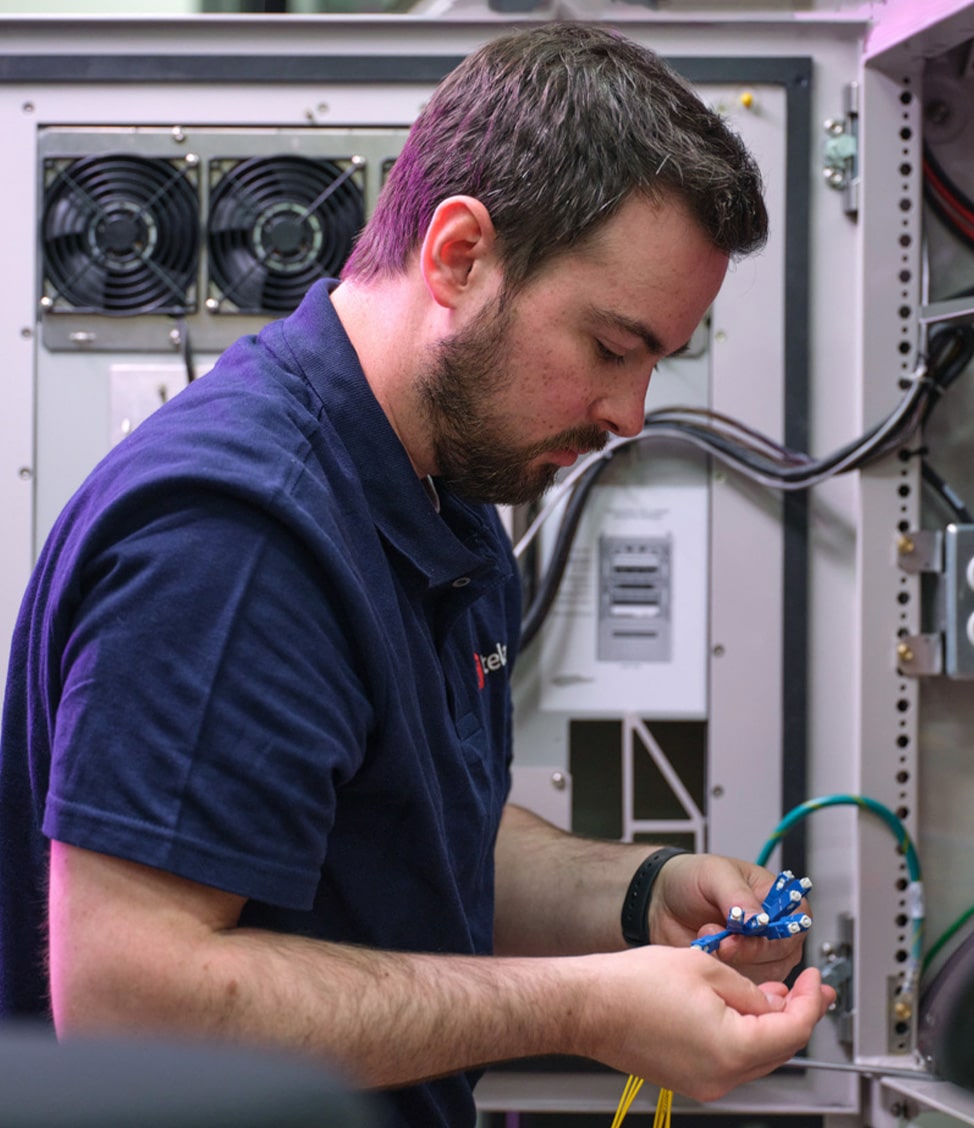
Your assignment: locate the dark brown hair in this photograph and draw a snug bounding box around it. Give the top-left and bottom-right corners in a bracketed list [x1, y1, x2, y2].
[342, 22, 768, 290]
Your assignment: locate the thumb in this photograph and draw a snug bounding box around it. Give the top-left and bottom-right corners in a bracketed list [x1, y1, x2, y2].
[758, 980, 790, 1009]
[783, 966, 836, 1016]
[704, 955, 786, 1017]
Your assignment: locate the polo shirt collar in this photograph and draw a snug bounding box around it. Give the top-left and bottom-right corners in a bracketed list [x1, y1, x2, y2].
[280, 281, 510, 593]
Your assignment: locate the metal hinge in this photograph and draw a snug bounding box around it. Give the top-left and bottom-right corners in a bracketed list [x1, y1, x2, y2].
[823, 81, 859, 216]
[895, 524, 974, 677]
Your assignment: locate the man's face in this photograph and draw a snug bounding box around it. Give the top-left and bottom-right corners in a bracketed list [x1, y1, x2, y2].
[419, 192, 729, 506]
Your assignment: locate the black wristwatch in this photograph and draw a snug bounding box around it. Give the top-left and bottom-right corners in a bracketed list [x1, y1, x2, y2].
[620, 846, 690, 947]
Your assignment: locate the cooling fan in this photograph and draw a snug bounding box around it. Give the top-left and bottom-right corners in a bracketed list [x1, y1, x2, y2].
[206, 154, 365, 314]
[41, 153, 199, 315]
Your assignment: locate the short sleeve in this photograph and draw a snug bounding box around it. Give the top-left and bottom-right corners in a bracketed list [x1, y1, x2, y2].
[44, 489, 373, 909]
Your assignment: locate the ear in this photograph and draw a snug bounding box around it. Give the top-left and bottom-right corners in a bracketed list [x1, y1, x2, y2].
[420, 195, 498, 310]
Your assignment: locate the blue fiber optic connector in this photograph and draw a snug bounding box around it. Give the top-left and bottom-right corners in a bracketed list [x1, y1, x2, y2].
[691, 870, 813, 955]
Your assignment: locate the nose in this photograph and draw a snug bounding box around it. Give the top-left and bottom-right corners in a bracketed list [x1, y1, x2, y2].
[591, 373, 651, 438]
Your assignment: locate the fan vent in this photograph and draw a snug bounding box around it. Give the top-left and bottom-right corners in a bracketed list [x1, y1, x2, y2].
[42, 154, 199, 315]
[207, 155, 365, 314]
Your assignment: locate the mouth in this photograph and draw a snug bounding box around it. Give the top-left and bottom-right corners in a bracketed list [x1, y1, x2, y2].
[545, 449, 582, 468]
[536, 429, 607, 470]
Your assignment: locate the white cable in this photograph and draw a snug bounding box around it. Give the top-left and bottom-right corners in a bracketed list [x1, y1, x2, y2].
[513, 434, 631, 559]
[513, 363, 930, 557]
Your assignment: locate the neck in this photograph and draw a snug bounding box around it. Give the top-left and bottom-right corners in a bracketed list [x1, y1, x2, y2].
[330, 277, 437, 479]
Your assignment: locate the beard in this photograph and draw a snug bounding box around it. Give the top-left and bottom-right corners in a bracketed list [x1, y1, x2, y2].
[418, 297, 607, 507]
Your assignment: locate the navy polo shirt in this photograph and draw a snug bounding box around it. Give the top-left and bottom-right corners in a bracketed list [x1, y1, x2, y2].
[0, 280, 520, 1128]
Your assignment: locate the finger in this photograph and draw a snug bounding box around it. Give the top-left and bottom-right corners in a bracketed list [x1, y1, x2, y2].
[760, 990, 786, 1011]
[697, 922, 724, 938]
[711, 932, 805, 983]
[704, 957, 790, 1018]
[780, 967, 834, 1023]
[795, 968, 836, 1013]
[726, 968, 835, 1080]
[759, 980, 789, 1001]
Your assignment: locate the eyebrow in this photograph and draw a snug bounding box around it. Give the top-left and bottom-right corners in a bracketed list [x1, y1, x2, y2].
[590, 307, 691, 358]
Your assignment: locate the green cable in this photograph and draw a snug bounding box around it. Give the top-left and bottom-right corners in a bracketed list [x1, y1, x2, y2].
[922, 902, 974, 974]
[756, 794, 924, 979]
[757, 793, 921, 879]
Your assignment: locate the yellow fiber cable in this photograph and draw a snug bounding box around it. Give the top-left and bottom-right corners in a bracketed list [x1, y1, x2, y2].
[610, 1075, 671, 1128]
[653, 1086, 672, 1128]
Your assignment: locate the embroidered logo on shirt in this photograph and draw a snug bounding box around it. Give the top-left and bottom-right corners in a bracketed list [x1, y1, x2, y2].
[474, 643, 508, 690]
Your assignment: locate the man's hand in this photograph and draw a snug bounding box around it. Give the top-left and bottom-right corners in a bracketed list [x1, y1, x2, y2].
[570, 945, 835, 1100]
[646, 853, 810, 984]
[49, 839, 833, 1100]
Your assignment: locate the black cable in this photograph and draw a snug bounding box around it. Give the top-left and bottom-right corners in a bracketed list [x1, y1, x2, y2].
[520, 326, 974, 645]
[177, 316, 197, 384]
[915, 327, 974, 522]
[642, 373, 928, 487]
[921, 324, 974, 428]
[924, 145, 974, 254]
[922, 462, 973, 524]
[520, 455, 612, 650]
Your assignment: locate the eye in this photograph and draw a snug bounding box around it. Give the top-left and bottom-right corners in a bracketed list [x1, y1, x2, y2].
[595, 340, 627, 365]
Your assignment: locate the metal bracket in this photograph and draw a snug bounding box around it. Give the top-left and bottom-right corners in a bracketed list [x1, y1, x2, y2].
[895, 633, 943, 677]
[895, 529, 942, 575]
[888, 974, 918, 1057]
[821, 914, 855, 1048]
[943, 523, 974, 676]
[894, 525, 974, 677]
[823, 82, 859, 215]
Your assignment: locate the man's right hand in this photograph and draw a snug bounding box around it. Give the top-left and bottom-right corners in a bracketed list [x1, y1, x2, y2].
[567, 945, 834, 1101]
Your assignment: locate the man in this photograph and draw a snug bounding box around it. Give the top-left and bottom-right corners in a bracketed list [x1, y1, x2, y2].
[0, 22, 833, 1128]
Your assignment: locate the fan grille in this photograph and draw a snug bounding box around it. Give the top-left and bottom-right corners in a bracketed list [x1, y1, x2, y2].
[42, 154, 199, 315]
[207, 155, 365, 314]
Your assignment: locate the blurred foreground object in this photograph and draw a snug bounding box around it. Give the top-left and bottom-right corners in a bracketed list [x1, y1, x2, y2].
[0, 1023, 385, 1128]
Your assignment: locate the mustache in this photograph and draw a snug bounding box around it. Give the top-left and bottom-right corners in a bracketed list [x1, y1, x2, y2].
[531, 425, 610, 457]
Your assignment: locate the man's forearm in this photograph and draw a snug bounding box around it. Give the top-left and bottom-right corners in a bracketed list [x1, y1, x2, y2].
[48, 841, 584, 1087]
[49, 843, 833, 1101]
[493, 803, 666, 957]
[75, 928, 586, 1087]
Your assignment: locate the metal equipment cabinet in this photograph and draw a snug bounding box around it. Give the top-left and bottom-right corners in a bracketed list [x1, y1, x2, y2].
[1, 3, 973, 1125]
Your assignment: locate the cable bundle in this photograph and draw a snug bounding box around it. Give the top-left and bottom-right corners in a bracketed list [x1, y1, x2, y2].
[924, 146, 974, 253]
[516, 325, 974, 649]
[607, 798, 923, 1125]
[611, 1078, 671, 1128]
